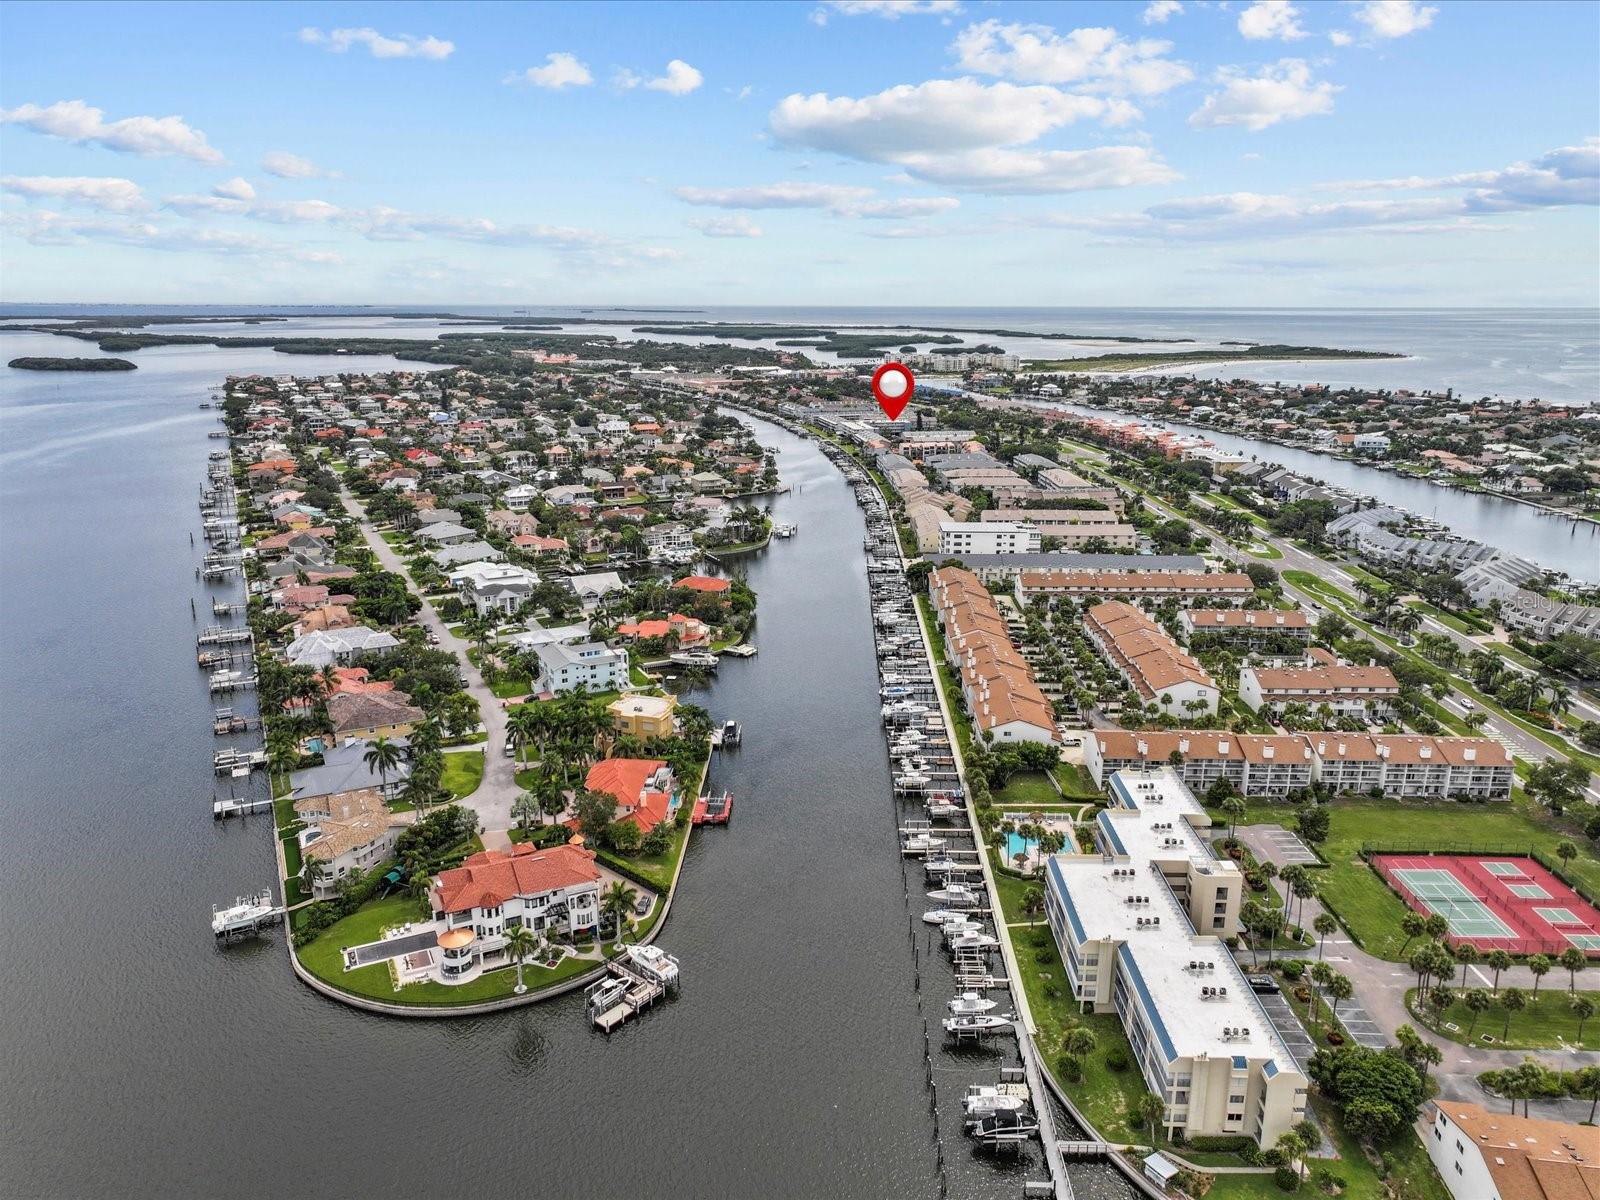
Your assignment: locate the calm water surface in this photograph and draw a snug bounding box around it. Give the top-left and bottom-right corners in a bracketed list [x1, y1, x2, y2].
[1, 343, 1139, 1199]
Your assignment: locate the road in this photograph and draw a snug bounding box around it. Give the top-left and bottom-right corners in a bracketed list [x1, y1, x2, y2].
[1065, 449, 1600, 804]
[343, 486, 519, 833]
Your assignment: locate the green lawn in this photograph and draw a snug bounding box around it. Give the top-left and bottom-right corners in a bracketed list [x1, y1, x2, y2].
[440, 750, 485, 798]
[296, 894, 603, 1006]
[995, 771, 1062, 807]
[1052, 761, 1103, 800]
[1224, 796, 1599, 959]
[1283, 568, 1358, 609]
[1006, 920, 1151, 1144]
[1407, 987, 1598, 1051]
[489, 675, 532, 699]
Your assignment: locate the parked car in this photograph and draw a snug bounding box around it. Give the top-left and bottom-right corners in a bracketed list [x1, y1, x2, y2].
[1247, 975, 1280, 994]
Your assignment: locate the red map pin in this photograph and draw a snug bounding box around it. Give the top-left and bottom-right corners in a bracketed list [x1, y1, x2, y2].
[872, 361, 915, 420]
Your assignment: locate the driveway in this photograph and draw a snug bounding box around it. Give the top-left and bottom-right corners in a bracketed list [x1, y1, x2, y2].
[344, 487, 520, 833]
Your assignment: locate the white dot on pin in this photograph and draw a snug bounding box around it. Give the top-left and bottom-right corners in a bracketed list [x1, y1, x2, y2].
[878, 369, 908, 399]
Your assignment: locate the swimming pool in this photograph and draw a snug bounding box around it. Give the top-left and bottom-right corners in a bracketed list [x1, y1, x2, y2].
[1004, 832, 1039, 864]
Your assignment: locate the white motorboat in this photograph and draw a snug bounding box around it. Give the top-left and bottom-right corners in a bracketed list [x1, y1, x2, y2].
[623, 943, 680, 986]
[949, 992, 1000, 1016]
[927, 881, 982, 906]
[901, 832, 946, 856]
[922, 907, 970, 925]
[925, 799, 963, 820]
[963, 1084, 1030, 1117]
[943, 1013, 1011, 1034]
[211, 890, 281, 938]
[923, 857, 979, 877]
[941, 918, 983, 940]
[895, 772, 932, 790]
[948, 931, 1000, 953]
[881, 700, 930, 721]
[669, 651, 720, 669]
[880, 685, 914, 699]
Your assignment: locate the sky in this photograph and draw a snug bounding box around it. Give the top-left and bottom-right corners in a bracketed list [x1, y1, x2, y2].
[1, 0, 1597, 307]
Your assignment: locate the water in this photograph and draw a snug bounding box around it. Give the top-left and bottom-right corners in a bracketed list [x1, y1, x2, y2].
[1056, 403, 1600, 582]
[0, 343, 1139, 1198]
[6, 305, 1597, 403]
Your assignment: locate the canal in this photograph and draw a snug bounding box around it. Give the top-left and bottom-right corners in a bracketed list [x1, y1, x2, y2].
[1059, 404, 1600, 582]
[0, 345, 1136, 1199]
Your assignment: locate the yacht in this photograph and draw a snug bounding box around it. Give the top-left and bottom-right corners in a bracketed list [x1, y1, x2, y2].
[927, 881, 982, 906]
[623, 944, 680, 986]
[894, 770, 931, 790]
[948, 992, 999, 1016]
[669, 651, 719, 669]
[881, 700, 929, 721]
[943, 1013, 1010, 1034]
[900, 832, 946, 856]
[923, 857, 979, 878]
[924, 798, 963, 820]
[921, 907, 971, 926]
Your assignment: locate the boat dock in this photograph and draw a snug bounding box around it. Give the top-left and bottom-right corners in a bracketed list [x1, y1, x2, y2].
[208, 669, 255, 693]
[196, 624, 252, 647]
[691, 791, 734, 825]
[214, 795, 274, 820]
[213, 747, 267, 776]
[213, 708, 250, 735]
[212, 890, 285, 940]
[586, 946, 680, 1032]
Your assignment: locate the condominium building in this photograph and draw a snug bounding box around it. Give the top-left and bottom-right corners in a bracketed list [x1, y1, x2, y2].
[1043, 768, 1307, 1148]
[1083, 601, 1219, 718]
[928, 566, 1056, 744]
[1017, 570, 1255, 604]
[1427, 1100, 1599, 1200]
[1178, 609, 1311, 648]
[1306, 734, 1514, 800]
[1238, 665, 1400, 718]
[1085, 730, 1313, 797]
[939, 521, 1042, 557]
[982, 508, 1137, 548]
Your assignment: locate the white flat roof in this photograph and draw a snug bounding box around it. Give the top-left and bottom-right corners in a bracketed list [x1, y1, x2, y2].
[1048, 767, 1298, 1074]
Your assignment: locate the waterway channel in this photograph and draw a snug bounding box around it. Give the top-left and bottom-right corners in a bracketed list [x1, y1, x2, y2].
[0, 344, 1134, 1199]
[1057, 404, 1600, 582]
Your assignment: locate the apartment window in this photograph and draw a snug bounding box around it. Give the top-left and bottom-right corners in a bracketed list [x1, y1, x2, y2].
[1455, 1141, 1463, 1153]
[1229, 1094, 1245, 1104]
[1215, 887, 1229, 899]
[1212, 916, 1227, 929]
[1433, 1128, 1441, 1141]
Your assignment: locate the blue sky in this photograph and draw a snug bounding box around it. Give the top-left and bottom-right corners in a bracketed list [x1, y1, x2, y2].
[1, 0, 1596, 306]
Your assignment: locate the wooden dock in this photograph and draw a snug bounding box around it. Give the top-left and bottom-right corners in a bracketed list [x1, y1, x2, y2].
[214, 795, 274, 820]
[586, 956, 676, 1032]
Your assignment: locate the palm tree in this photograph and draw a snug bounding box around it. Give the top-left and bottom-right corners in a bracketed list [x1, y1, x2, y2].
[1021, 887, 1045, 925]
[408, 869, 433, 920]
[301, 854, 329, 897]
[1571, 995, 1596, 1045]
[1527, 954, 1552, 1000]
[1559, 947, 1586, 994]
[1326, 972, 1354, 1025]
[1500, 986, 1527, 1039]
[511, 791, 541, 833]
[503, 923, 540, 995]
[1486, 949, 1513, 994]
[1134, 1092, 1167, 1144]
[1062, 1024, 1096, 1069]
[600, 880, 638, 948]
[1314, 912, 1338, 960]
[1275, 1130, 1306, 1184]
[1463, 988, 1493, 1037]
[363, 734, 405, 798]
[1220, 795, 1247, 841]
[1455, 942, 1480, 988]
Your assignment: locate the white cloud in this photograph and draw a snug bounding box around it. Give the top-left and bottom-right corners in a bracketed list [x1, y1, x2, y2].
[510, 52, 594, 89]
[0, 99, 223, 163]
[1328, 138, 1600, 211]
[261, 151, 337, 179]
[848, 196, 962, 218]
[689, 215, 764, 238]
[1328, 30, 1354, 46]
[0, 208, 336, 258]
[816, 1, 962, 19]
[891, 145, 1177, 193]
[1353, 1, 1438, 38]
[1142, 1, 1182, 24]
[770, 78, 1172, 193]
[771, 78, 1120, 161]
[1237, 1, 1307, 41]
[212, 177, 256, 201]
[647, 60, 704, 95]
[676, 182, 876, 209]
[298, 26, 454, 60]
[1, 175, 146, 212]
[950, 19, 1193, 95]
[1189, 60, 1337, 131]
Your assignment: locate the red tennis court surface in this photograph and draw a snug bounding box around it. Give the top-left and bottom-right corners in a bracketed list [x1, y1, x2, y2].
[1372, 853, 1600, 957]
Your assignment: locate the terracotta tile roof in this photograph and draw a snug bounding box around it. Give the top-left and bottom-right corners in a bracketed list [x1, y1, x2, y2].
[1433, 1101, 1600, 1200]
[673, 574, 730, 594]
[584, 757, 674, 831]
[294, 788, 395, 861]
[1248, 665, 1400, 693]
[432, 843, 602, 914]
[1083, 601, 1215, 703]
[327, 691, 425, 735]
[930, 567, 1055, 738]
[1019, 570, 1254, 594]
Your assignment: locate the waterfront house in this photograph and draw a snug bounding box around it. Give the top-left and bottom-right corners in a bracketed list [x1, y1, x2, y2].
[614, 613, 710, 648]
[284, 626, 401, 669]
[568, 571, 627, 608]
[532, 641, 629, 695]
[608, 693, 677, 740]
[326, 692, 426, 742]
[584, 758, 676, 832]
[429, 844, 604, 984]
[672, 574, 731, 600]
[294, 787, 402, 898]
[289, 738, 413, 802]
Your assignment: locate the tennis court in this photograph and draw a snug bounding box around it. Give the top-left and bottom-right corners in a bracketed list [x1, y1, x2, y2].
[1371, 853, 1600, 956]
